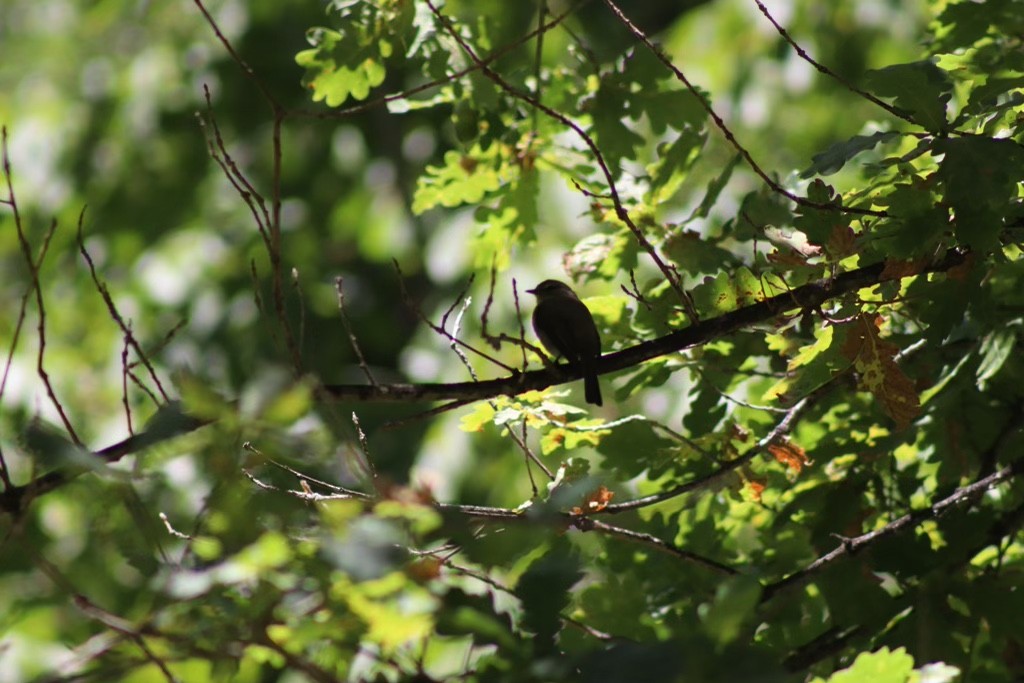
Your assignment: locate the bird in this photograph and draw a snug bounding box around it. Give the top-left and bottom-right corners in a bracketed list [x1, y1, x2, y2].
[527, 279, 603, 406]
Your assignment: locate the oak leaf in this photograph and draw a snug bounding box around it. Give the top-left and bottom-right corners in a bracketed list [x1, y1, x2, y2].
[767, 440, 811, 474]
[571, 485, 615, 515]
[839, 315, 921, 429]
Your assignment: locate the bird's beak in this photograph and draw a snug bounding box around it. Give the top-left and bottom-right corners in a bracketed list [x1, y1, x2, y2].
[526, 287, 537, 295]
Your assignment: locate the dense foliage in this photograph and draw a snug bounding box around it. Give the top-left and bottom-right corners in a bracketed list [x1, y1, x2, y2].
[2, 0, 1023, 681]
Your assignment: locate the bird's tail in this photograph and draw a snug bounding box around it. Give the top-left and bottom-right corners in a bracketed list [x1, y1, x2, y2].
[583, 367, 602, 407]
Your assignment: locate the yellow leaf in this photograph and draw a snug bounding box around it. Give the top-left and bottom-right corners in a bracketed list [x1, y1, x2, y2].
[459, 403, 496, 432]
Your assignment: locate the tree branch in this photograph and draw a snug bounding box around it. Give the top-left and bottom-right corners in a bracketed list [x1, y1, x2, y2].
[322, 249, 966, 402]
[761, 455, 1024, 601]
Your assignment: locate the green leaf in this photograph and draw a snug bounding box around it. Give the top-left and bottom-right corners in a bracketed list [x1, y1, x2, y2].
[864, 61, 953, 132]
[176, 371, 234, 420]
[436, 589, 519, 650]
[515, 538, 582, 651]
[460, 403, 497, 432]
[765, 325, 850, 404]
[976, 324, 1018, 389]
[690, 267, 775, 317]
[935, 137, 1024, 250]
[734, 190, 794, 240]
[663, 229, 740, 276]
[296, 30, 388, 107]
[322, 517, 407, 581]
[692, 271, 738, 316]
[637, 88, 708, 135]
[646, 129, 706, 204]
[801, 131, 900, 178]
[239, 369, 312, 423]
[591, 86, 646, 169]
[413, 143, 507, 213]
[472, 167, 540, 269]
[295, 0, 416, 107]
[793, 179, 849, 247]
[539, 421, 609, 455]
[869, 182, 948, 258]
[22, 422, 107, 475]
[933, 0, 1009, 51]
[817, 647, 915, 683]
[698, 574, 763, 645]
[687, 153, 741, 222]
[596, 414, 678, 479]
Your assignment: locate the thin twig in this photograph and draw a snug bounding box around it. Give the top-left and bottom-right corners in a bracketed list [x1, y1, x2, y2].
[242, 440, 373, 500]
[33, 221, 81, 444]
[0, 127, 38, 407]
[761, 455, 1024, 601]
[158, 512, 194, 540]
[394, 260, 515, 373]
[602, 0, 886, 218]
[423, 0, 696, 314]
[197, 88, 271, 247]
[78, 213, 170, 403]
[456, 291, 552, 482]
[480, 260, 500, 349]
[350, 412, 378, 483]
[451, 296, 478, 380]
[751, 0, 908, 122]
[576, 517, 738, 575]
[512, 278, 530, 371]
[121, 331, 135, 435]
[2, 131, 82, 444]
[601, 396, 813, 514]
[526, 0, 547, 158]
[335, 277, 377, 385]
[291, 267, 307, 356]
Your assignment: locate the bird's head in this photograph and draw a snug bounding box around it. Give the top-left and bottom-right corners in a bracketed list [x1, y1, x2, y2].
[527, 280, 579, 301]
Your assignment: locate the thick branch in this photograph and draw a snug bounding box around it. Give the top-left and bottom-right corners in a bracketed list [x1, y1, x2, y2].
[322, 250, 966, 402]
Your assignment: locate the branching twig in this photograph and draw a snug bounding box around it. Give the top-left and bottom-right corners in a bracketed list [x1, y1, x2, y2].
[423, 0, 696, 315]
[761, 456, 1024, 601]
[452, 289, 553, 484]
[601, 395, 813, 514]
[242, 471, 732, 574]
[1, 129, 43, 408]
[195, 67, 300, 375]
[450, 296, 478, 380]
[78, 213, 170, 403]
[751, 0, 909, 122]
[31, 551, 180, 683]
[394, 260, 515, 373]
[197, 88, 272, 248]
[602, 0, 886, 218]
[2, 129, 81, 444]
